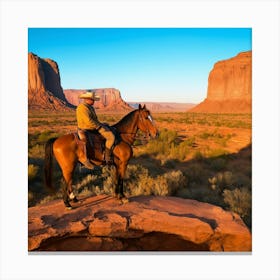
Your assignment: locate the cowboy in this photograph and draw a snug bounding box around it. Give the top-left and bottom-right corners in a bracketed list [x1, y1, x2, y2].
[76, 90, 115, 168]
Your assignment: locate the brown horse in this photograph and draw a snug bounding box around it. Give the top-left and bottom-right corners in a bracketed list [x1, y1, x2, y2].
[44, 104, 158, 209]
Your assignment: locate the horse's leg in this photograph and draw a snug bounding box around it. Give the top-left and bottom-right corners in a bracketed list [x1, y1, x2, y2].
[112, 143, 132, 202]
[61, 167, 76, 209]
[114, 161, 128, 203]
[111, 160, 120, 198]
[54, 153, 78, 208]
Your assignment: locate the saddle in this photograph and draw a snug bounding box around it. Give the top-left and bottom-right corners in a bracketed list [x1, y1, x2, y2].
[74, 126, 121, 161]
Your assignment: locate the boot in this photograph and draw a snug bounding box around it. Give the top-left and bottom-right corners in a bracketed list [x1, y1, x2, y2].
[104, 148, 113, 165]
[81, 142, 94, 169]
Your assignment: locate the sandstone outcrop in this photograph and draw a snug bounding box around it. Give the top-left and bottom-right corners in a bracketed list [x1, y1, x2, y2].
[28, 195, 251, 252]
[28, 52, 74, 111]
[190, 51, 252, 113]
[64, 88, 133, 111]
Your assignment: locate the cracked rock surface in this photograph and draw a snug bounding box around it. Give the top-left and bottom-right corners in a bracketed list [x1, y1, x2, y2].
[28, 195, 251, 252]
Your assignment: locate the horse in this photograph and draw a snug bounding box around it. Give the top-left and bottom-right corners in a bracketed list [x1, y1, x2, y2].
[44, 104, 159, 209]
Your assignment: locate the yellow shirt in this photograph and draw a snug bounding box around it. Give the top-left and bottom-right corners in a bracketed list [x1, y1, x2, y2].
[76, 103, 102, 130]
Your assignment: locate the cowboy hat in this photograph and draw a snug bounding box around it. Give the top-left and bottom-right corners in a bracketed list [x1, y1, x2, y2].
[79, 91, 100, 101]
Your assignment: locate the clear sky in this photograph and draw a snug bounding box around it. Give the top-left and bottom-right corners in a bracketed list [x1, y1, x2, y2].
[28, 28, 251, 103]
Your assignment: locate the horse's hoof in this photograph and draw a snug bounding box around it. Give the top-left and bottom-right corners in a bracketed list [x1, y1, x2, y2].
[116, 196, 129, 204]
[72, 197, 80, 203]
[113, 193, 121, 199]
[66, 206, 73, 210]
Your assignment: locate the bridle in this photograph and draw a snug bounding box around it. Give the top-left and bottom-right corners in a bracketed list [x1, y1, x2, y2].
[117, 109, 155, 142]
[138, 109, 155, 138]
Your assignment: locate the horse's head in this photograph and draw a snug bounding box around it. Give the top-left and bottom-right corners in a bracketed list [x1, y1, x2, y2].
[137, 104, 159, 139]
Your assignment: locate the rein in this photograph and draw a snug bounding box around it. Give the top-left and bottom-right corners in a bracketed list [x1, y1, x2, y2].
[112, 109, 155, 145]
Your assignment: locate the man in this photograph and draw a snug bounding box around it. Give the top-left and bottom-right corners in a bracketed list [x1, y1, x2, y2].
[76, 91, 115, 168]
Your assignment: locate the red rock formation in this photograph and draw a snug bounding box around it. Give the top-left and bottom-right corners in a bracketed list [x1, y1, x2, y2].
[190, 51, 252, 113]
[28, 52, 73, 111]
[64, 88, 133, 111]
[28, 195, 252, 251]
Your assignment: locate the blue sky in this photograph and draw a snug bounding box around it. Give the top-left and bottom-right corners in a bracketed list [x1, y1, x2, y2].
[28, 28, 251, 103]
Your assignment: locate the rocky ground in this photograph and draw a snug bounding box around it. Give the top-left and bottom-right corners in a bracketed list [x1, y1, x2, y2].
[28, 195, 252, 252]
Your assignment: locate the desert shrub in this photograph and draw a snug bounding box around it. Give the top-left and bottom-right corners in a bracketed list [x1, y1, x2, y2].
[145, 129, 176, 153]
[75, 174, 99, 193]
[125, 165, 187, 197]
[38, 191, 63, 205]
[223, 187, 251, 219]
[131, 175, 166, 196]
[146, 141, 167, 155]
[208, 171, 250, 193]
[169, 141, 190, 160]
[159, 129, 177, 144]
[102, 167, 116, 195]
[28, 164, 39, 181]
[208, 171, 235, 192]
[74, 166, 115, 196]
[28, 144, 45, 158]
[143, 129, 190, 161]
[164, 170, 187, 195]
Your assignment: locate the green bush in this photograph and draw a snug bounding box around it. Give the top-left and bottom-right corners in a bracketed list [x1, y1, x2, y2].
[223, 187, 251, 218]
[125, 165, 187, 197]
[143, 128, 191, 161]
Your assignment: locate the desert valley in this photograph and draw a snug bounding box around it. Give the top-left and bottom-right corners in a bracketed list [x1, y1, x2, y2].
[28, 51, 252, 251]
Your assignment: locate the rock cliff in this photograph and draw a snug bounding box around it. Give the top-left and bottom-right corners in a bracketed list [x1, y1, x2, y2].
[64, 88, 133, 111]
[28, 195, 251, 252]
[28, 52, 74, 111]
[190, 51, 252, 113]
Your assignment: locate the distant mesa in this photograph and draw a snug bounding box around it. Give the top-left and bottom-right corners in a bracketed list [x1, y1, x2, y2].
[64, 88, 133, 112]
[190, 51, 252, 113]
[28, 53, 132, 112]
[28, 52, 74, 111]
[28, 52, 196, 113]
[129, 102, 196, 112]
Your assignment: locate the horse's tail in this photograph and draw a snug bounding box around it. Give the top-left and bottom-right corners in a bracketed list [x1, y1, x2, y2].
[44, 137, 57, 191]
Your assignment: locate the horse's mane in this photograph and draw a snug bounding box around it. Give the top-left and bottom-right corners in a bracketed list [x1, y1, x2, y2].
[113, 109, 138, 128]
